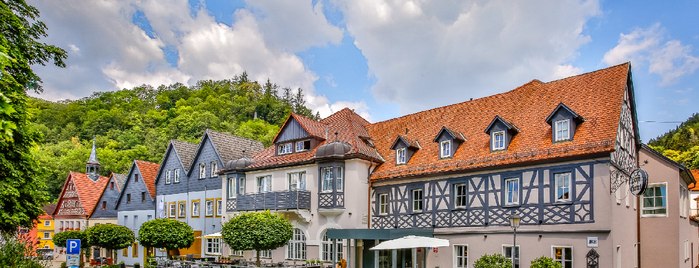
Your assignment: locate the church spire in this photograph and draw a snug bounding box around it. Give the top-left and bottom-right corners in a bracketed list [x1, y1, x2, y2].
[86, 136, 101, 181]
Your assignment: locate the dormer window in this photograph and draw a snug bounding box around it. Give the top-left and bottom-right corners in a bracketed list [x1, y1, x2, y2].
[295, 140, 310, 152]
[390, 135, 420, 166]
[440, 140, 451, 158]
[545, 103, 583, 143]
[492, 131, 505, 150]
[396, 148, 406, 165]
[279, 143, 293, 155]
[484, 116, 519, 152]
[555, 119, 570, 141]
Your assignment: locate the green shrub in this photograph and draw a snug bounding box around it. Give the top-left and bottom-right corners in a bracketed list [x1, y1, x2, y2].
[473, 253, 511, 268]
[0, 233, 49, 268]
[530, 256, 562, 268]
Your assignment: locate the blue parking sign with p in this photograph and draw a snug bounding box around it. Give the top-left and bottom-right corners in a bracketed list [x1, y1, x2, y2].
[67, 239, 80, 255]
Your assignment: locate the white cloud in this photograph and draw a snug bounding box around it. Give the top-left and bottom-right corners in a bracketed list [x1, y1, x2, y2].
[603, 23, 699, 86]
[332, 0, 600, 114]
[28, 0, 355, 118]
[325, 74, 337, 87]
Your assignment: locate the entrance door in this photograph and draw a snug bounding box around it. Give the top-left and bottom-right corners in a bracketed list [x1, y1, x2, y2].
[397, 249, 412, 268]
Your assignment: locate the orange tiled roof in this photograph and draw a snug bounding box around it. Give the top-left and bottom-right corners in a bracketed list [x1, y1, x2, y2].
[690, 170, 699, 191]
[246, 108, 383, 169]
[366, 63, 631, 181]
[135, 160, 160, 199]
[70, 172, 110, 217]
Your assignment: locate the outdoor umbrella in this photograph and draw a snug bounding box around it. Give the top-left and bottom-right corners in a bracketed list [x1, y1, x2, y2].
[370, 235, 449, 250]
[196, 232, 223, 239]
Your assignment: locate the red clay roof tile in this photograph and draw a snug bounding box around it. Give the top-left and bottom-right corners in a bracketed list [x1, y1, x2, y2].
[135, 160, 160, 199]
[366, 63, 630, 181]
[70, 172, 110, 217]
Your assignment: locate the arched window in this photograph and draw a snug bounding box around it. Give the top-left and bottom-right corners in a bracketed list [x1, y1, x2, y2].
[286, 228, 306, 260]
[321, 230, 343, 262]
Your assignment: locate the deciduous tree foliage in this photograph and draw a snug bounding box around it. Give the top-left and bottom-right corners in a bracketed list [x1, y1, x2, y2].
[0, 0, 66, 233]
[85, 224, 135, 263]
[222, 211, 293, 266]
[649, 113, 699, 169]
[530, 256, 562, 268]
[473, 253, 511, 268]
[138, 218, 195, 258]
[29, 74, 319, 200]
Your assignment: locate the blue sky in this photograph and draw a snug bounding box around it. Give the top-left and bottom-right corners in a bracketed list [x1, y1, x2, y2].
[28, 0, 699, 142]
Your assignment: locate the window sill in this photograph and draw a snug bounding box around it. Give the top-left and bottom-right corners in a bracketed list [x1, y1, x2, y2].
[439, 156, 453, 160]
[503, 204, 520, 208]
[491, 149, 506, 153]
[553, 200, 572, 205]
[411, 211, 423, 214]
[451, 207, 467, 211]
[641, 214, 668, 218]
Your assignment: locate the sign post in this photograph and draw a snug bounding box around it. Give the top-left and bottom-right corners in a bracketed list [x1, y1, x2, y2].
[66, 239, 81, 268]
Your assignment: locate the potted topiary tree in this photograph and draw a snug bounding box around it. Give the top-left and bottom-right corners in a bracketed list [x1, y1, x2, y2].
[222, 211, 293, 267]
[85, 224, 135, 266]
[138, 219, 195, 260]
[530, 256, 562, 268]
[473, 253, 511, 268]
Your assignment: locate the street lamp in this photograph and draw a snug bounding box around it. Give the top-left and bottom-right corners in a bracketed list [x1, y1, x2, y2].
[508, 213, 521, 268]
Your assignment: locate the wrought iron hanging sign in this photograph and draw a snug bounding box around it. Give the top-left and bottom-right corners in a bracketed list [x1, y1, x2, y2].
[629, 169, 648, 196]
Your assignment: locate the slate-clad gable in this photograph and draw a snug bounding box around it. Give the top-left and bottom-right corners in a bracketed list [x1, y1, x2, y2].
[113, 173, 127, 192]
[275, 118, 311, 143]
[171, 139, 198, 172]
[156, 142, 190, 195]
[188, 137, 224, 192]
[90, 176, 121, 219]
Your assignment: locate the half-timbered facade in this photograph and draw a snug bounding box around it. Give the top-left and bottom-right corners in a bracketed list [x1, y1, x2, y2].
[156, 131, 264, 259]
[52, 140, 109, 261]
[361, 63, 641, 268]
[220, 109, 384, 265]
[116, 160, 160, 266]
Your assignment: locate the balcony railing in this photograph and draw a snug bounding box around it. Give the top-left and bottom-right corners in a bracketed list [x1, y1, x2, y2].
[227, 190, 311, 212]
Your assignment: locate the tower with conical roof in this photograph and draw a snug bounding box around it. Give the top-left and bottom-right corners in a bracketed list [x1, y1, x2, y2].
[86, 137, 101, 181]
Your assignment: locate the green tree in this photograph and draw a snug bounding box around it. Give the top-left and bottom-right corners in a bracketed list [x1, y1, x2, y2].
[530, 256, 562, 268]
[236, 119, 280, 147]
[52, 230, 90, 262]
[138, 219, 195, 259]
[473, 253, 511, 268]
[221, 211, 293, 267]
[0, 233, 48, 268]
[85, 224, 135, 264]
[0, 0, 66, 233]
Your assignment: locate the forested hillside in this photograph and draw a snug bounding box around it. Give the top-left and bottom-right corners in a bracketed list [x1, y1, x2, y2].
[29, 73, 319, 200]
[648, 113, 699, 169]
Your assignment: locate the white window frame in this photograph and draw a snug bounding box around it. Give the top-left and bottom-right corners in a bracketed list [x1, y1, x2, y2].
[492, 131, 505, 151]
[321, 167, 333, 192]
[254, 249, 273, 258]
[230, 249, 244, 256]
[453, 244, 468, 268]
[555, 119, 570, 141]
[286, 228, 307, 260]
[199, 163, 206, 179]
[379, 194, 388, 215]
[166, 170, 172, 184]
[642, 182, 668, 217]
[206, 238, 221, 255]
[211, 161, 218, 177]
[228, 177, 237, 198]
[551, 246, 573, 268]
[174, 168, 180, 183]
[257, 175, 272, 193]
[43, 232, 50, 239]
[554, 172, 572, 202]
[279, 143, 293, 155]
[169, 203, 176, 218]
[454, 184, 466, 208]
[238, 177, 246, 195]
[321, 230, 344, 262]
[192, 200, 200, 217]
[396, 148, 406, 164]
[44, 220, 50, 227]
[296, 140, 309, 152]
[680, 186, 689, 218]
[288, 171, 307, 190]
[336, 166, 343, 192]
[412, 189, 423, 212]
[505, 178, 519, 206]
[502, 245, 520, 268]
[216, 199, 223, 217]
[441, 140, 451, 158]
[205, 200, 214, 217]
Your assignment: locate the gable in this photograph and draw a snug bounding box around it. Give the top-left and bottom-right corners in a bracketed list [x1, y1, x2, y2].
[275, 117, 311, 143]
[116, 162, 156, 211]
[89, 177, 120, 219]
[55, 174, 85, 217]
